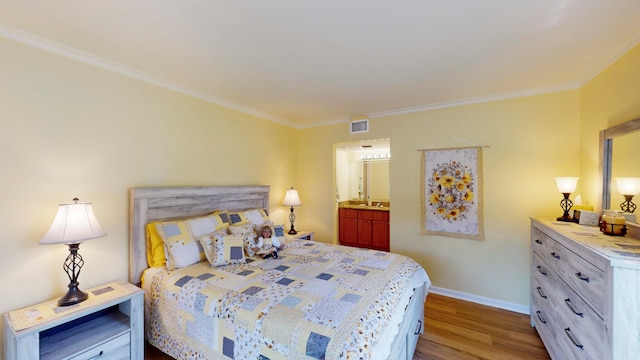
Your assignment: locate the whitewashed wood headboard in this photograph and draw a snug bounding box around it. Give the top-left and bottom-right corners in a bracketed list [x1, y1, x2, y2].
[129, 185, 270, 285]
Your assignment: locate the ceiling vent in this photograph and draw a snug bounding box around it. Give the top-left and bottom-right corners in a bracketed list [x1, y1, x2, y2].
[350, 119, 369, 134]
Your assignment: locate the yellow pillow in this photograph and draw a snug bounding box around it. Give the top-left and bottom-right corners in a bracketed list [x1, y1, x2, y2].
[146, 223, 166, 268]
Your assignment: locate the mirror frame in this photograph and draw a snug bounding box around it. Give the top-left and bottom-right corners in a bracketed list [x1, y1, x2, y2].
[599, 117, 640, 213]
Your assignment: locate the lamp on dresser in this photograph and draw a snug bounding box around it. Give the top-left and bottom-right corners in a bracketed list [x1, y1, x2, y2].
[555, 177, 579, 222]
[40, 198, 107, 306]
[615, 177, 640, 213]
[282, 187, 302, 235]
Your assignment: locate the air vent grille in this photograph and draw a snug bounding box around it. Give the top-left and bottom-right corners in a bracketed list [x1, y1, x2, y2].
[350, 119, 369, 134]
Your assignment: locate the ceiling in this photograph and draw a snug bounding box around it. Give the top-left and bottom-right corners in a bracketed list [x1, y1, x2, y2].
[1, 1, 640, 128]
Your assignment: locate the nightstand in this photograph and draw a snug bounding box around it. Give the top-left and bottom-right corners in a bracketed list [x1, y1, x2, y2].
[285, 230, 314, 241]
[4, 280, 143, 360]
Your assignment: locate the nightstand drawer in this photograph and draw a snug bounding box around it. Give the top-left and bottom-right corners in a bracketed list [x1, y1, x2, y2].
[71, 332, 130, 360]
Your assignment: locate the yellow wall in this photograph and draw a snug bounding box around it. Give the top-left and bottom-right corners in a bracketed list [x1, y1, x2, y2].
[0, 37, 297, 347]
[580, 42, 640, 208]
[298, 91, 581, 306]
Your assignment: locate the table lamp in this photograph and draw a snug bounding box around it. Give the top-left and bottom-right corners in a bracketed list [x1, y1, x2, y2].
[555, 177, 579, 222]
[615, 177, 640, 213]
[40, 198, 107, 306]
[282, 187, 302, 235]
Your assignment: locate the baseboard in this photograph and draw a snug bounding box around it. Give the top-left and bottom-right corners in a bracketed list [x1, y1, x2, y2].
[428, 286, 530, 315]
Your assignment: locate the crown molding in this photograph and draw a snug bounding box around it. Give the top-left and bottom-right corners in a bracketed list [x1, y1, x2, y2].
[0, 24, 293, 127]
[367, 82, 581, 119]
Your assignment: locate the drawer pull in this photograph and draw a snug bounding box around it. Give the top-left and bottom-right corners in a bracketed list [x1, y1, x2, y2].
[88, 350, 104, 360]
[535, 310, 547, 324]
[564, 298, 584, 317]
[536, 265, 547, 276]
[535, 239, 543, 244]
[414, 319, 422, 335]
[564, 327, 584, 350]
[575, 272, 590, 283]
[536, 286, 547, 299]
[551, 252, 560, 259]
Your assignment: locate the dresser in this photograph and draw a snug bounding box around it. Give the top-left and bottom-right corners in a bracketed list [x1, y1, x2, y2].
[530, 218, 640, 359]
[339, 207, 389, 251]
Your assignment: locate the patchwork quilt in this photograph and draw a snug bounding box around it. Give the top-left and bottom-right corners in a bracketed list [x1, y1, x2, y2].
[146, 239, 430, 359]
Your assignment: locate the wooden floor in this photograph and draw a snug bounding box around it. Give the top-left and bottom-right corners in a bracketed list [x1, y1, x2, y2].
[145, 293, 550, 359]
[417, 293, 549, 360]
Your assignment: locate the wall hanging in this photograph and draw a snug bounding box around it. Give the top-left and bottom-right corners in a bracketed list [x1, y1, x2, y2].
[420, 146, 484, 240]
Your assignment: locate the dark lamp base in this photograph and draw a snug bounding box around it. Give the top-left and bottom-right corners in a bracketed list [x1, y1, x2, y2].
[58, 285, 89, 306]
[556, 215, 573, 222]
[288, 228, 298, 235]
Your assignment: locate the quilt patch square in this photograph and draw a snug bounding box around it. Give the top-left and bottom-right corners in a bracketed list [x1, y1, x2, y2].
[242, 286, 264, 296]
[301, 279, 336, 297]
[316, 273, 333, 280]
[275, 265, 289, 272]
[186, 311, 215, 345]
[306, 298, 352, 328]
[353, 269, 369, 276]
[174, 275, 193, 287]
[306, 332, 330, 359]
[223, 337, 234, 358]
[280, 295, 302, 307]
[240, 296, 264, 312]
[230, 246, 244, 260]
[341, 258, 355, 264]
[237, 270, 254, 276]
[194, 293, 208, 312]
[276, 277, 294, 286]
[341, 293, 361, 303]
[303, 242, 315, 247]
[197, 273, 215, 281]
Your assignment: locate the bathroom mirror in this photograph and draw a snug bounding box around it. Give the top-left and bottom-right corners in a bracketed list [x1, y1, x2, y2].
[335, 138, 390, 203]
[349, 159, 390, 201]
[600, 117, 640, 222]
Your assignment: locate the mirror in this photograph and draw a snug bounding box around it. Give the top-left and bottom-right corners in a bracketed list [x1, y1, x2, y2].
[600, 117, 640, 222]
[336, 139, 390, 203]
[349, 159, 390, 201]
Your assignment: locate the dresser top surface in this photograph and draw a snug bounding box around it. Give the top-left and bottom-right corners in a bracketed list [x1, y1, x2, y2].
[532, 218, 640, 268]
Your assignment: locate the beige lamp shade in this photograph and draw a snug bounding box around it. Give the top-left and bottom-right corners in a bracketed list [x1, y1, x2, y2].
[282, 188, 302, 207]
[555, 177, 579, 193]
[615, 178, 640, 196]
[40, 198, 107, 245]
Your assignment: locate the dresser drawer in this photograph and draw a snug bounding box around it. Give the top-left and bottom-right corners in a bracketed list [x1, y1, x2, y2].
[533, 255, 605, 360]
[70, 332, 130, 360]
[532, 228, 606, 316]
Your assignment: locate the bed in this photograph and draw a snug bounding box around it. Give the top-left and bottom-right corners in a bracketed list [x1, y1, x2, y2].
[129, 185, 430, 359]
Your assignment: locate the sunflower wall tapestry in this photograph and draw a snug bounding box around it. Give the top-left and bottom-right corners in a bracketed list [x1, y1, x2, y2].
[421, 146, 484, 240]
